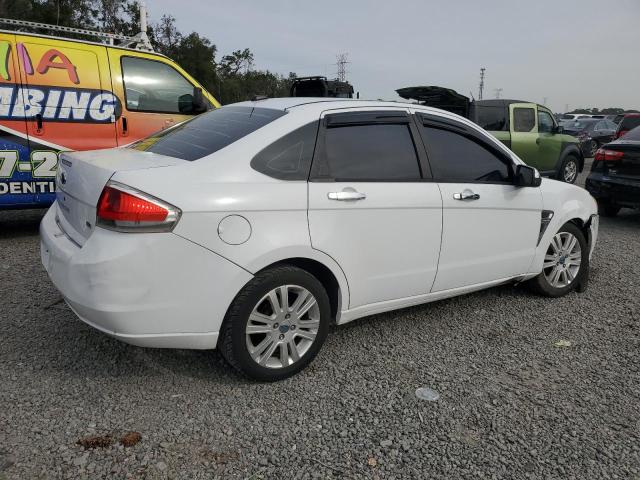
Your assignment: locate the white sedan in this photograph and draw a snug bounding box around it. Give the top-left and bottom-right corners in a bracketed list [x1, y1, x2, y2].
[40, 99, 599, 381]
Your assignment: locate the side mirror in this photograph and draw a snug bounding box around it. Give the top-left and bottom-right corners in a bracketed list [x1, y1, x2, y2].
[515, 164, 542, 187]
[552, 124, 563, 134]
[181, 87, 208, 114]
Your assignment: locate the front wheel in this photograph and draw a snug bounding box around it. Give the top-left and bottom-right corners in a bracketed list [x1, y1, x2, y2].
[559, 155, 579, 183]
[218, 265, 331, 381]
[528, 222, 588, 297]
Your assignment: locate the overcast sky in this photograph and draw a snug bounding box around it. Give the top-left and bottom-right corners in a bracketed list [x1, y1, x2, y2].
[150, 0, 640, 112]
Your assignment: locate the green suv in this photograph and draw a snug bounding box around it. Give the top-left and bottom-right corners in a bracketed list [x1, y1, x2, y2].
[396, 87, 584, 183]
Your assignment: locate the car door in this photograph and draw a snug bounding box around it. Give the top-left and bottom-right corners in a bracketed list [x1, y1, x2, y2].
[307, 109, 443, 309]
[509, 103, 558, 174]
[0, 32, 36, 206]
[107, 51, 213, 145]
[415, 112, 542, 292]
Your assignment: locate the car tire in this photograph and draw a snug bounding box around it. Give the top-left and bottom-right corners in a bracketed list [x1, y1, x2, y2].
[587, 140, 599, 157]
[218, 265, 331, 381]
[528, 222, 588, 298]
[558, 155, 579, 183]
[598, 202, 620, 217]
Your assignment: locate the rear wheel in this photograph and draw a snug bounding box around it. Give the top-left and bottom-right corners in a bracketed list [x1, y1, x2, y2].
[219, 265, 331, 381]
[528, 223, 588, 297]
[598, 201, 620, 217]
[559, 155, 579, 183]
[587, 139, 599, 157]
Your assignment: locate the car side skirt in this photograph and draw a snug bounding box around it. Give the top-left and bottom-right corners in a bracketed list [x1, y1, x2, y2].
[337, 275, 532, 325]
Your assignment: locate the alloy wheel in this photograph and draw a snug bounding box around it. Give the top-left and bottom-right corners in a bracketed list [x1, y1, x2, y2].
[245, 285, 320, 369]
[543, 232, 582, 288]
[588, 140, 598, 157]
[563, 160, 578, 183]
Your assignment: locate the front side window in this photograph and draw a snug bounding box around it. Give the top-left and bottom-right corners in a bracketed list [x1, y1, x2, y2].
[513, 107, 536, 132]
[319, 123, 421, 181]
[122, 57, 199, 114]
[130, 106, 286, 161]
[420, 126, 512, 183]
[538, 110, 555, 133]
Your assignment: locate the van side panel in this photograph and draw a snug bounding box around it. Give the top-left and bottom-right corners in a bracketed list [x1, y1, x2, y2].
[0, 32, 39, 207]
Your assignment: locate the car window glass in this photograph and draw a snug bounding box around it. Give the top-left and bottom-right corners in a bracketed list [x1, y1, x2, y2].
[621, 117, 640, 130]
[122, 57, 198, 114]
[130, 106, 287, 161]
[538, 110, 554, 133]
[420, 126, 511, 183]
[513, 108, 536, 132]
[321, 123, 421, 181]
[473, 105, 507, 131]
[251, 122, 318, 180]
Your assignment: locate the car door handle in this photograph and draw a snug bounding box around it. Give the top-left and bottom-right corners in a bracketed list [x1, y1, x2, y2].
[328, 190, 366, 201]
[453, 191, 480, 201]
[536, 138, 541, 145]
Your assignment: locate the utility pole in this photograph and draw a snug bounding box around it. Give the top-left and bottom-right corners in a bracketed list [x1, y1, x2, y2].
[478, 67, 486, 100]
[335, 53, 350, 82]
[542, 97, 548, 106]
[494, 88, 503, 99]
[565, 103, 569, 113]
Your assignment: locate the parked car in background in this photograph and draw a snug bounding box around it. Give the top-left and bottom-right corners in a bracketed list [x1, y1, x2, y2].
[41, 98, 599, 380]
[560, 118, 618, 157]
[290, 76, 354, 98]
[561, 113, 592, 120]
[614, 114, 640, 139]
[396, 87, 584, 183]
[586, 126, 640, 217]
[0, 25, 219, 210]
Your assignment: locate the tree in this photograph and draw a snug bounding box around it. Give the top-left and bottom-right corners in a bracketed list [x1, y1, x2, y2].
[220, 49, 254, 75]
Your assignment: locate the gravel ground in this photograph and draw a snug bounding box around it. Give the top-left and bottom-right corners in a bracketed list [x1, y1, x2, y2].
[1, 166, 639, 479]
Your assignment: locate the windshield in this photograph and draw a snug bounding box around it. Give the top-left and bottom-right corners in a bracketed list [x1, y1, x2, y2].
[129, 106, 287, 161]
[562, 120, 596, 131]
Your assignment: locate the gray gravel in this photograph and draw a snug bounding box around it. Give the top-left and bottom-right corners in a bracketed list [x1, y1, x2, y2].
[1, 166, 639, 479]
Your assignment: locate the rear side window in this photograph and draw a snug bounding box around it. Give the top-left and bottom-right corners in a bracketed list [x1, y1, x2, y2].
[251, 122, 318, 180]
[473, 105, 507, 131]
[130, 106, 286, 161]
[420, 126, 512, 183]
[513, 108, 536, 132]
[319, 124, 421, 181]
[122, 57, 200, 114]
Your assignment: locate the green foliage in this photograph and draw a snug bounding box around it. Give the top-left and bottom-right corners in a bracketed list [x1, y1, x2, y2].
[2, 0, 296, 105]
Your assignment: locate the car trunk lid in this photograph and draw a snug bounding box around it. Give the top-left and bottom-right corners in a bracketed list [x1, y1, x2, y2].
[55, 149, 182, 246]
[601, 141, 640, 179]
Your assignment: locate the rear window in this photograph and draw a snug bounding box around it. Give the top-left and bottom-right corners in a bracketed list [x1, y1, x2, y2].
[622, 126, 640, 140]
[620, 116, 640, 131]
[129, 106, 286, 161]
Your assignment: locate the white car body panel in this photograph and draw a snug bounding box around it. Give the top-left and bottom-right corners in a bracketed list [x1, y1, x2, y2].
[39, 98, 599, 349]
[433, 183, 542, 291]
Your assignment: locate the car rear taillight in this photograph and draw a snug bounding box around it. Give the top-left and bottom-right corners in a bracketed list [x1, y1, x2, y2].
[594, 148, 624, 162]
[96, 181, 181, 232]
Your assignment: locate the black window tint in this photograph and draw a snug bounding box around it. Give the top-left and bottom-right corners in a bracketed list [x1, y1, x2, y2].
[130, 106, 286, 161]
[513, 108, 536, 132]
[538, 110, 554, 133]
[474, 105, 507, 131]
[122, 57, 200, 114]
[421, 126, 511, 183]
[251, 122, 318, 180]
[321, 124, 420, 181]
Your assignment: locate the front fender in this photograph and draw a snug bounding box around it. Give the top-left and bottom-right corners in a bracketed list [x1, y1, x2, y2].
[529, 179, 597, 274]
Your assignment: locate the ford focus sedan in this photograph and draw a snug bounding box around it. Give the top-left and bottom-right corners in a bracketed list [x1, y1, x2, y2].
[40, 99, 599, 381]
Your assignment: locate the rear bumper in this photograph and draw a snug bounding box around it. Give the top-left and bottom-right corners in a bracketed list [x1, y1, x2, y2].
[40, 204, 253, 349]
[585, 173, 640, 208]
